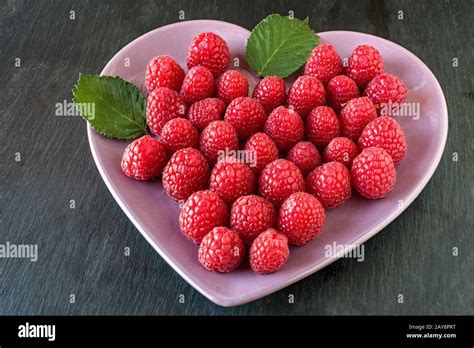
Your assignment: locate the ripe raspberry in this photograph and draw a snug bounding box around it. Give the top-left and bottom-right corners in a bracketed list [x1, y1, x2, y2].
[306, 106, 340, 148]
[278, 192, 325, 246]
[243, 132, 279, 174]
[351, 147, 396, 199]
[286, 141, 321, 176]
[161, 118, 199, 154]
[326, 75, 360, 113]
[304, 43, 343, 85]
[363, 73, 408, 115]
[145, 55, 185, 92]
[216, 70, 249, 104]
[306, 162, 352, 209]
[264, 106, 304, 152]
[179, 66, 215, 104]
[179, 190, 228, 244]
[224, 97, 266, 140]
[249, 229, 289, 274]
[258, 159, 305, 208]
[146, 87, 186, 135]
[186, 32, 231, 77]
[252, 76, 287, 113]
[121, 135, 168, 181]
[287, 75, 326, 118]
[187, 98, 225, 131]
[340, 97, 377, 141]
[323, 137, 360, 168]
[358, 116, 407, 165]
[199, 121, 239, 166]
[162, 148, 210, 202]
[209, 157, 256, 204]
[230, 195, 276, 245]
[198, 227, 245, 273]
[347, 45, 384, 88]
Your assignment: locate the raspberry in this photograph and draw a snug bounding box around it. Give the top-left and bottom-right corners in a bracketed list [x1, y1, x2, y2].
[162, 148, 210, 202]
[198, 227, 245, 272]
[230, 195, 276, 245]
[287, 75, 326, 118]
[209, 157, 256, 204]
[252, 76, 287, 113]
[363, 73, 408, 116]
[258, 159, 305, 208]
[145, 55, 185, 92]
[186, 32, 231, 77]
[146, 87, 187, 135]
[179, 190, 228, 244]
[304, 43, 343, 85]
[306, 106, 340, 148]
[286, 141, 321, 176]
[179, 66, 215, 104]
[188, 98, 225, 131]
[217, 70, 249, 104]
[199, 121, 239, 166]
[358, 116, 407, 165]
[161, 118, 199, 154]
[224, 97, 266, 140]
[340, 97, 377, 141]
[347, 45, 384, 88]
[351, 147, 396, 199]
[249, 229, 289, 274]
[121, 135, 168, 181]
[306, 162, 352, 209]
[264, 106, 304, 152]
[326, 75, 360, 113]
[323, 137, 360, 168]
[278, 192, 325, 246]
[243, 132, 279, 174]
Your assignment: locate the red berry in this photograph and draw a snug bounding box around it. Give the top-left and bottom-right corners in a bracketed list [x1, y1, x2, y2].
[347, 45, 384, 89]
[286, 141, 321, 176]
[306, 106, 340, 148]
[230, 195, 276, 245]
[306, 162, 352, 209]
[252, 76, 287, 113]
[363, 73, 407, 116]
[187, 32, 231, 77]
[224, 97, 266, 141]
[180, 66, 215, 104]
[162, 148, 210, 202]
[323, 137, 360, 168]
[358, 116, 407, 165]
[188, 98, 225, 131]
[287, 75, 326, 118]
[340, 97, 377, 141]
[278, 192, 325, 246]
[217, 70, 249, 104]
[264, 106, 304, 152]
[198, 227, 245, 272]
[121, 135, 168, 181]
[351, 147, 396, 199]
[326, 75, 360, 113]
[161, 118, 199, 154]
[304, 43, 343, 85]
[199, 121, 239, 166]
[249, 229, 289, 274]
[258, 159, 305, 208]
[209, 157, 256, 204]
[243, 132, 279, 174]
[145, 55, 185, 92]
[146, 87, 186, 135]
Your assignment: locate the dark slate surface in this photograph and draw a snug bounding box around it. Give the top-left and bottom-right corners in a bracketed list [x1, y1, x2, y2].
[1, 0, 473, 315]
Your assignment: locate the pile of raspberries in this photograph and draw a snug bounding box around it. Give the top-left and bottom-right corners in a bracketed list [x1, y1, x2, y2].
[120, 32, 408, 275]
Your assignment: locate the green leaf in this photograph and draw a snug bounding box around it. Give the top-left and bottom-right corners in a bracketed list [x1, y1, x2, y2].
[246, 14, 319, 78]
[72, 74, 148, 140]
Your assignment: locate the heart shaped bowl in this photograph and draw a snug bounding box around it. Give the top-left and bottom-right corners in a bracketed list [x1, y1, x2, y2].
[87, 20, 448, 306]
